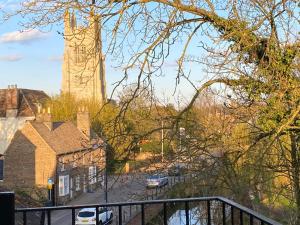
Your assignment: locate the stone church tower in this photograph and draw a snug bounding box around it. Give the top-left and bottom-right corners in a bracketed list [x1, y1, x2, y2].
[62, 11, 106, 104]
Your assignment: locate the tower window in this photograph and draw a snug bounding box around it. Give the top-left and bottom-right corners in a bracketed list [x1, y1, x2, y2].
[74, 45, 86, 64]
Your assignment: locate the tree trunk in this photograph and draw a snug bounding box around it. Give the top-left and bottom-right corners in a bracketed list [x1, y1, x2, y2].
[290, 132, 300, 223]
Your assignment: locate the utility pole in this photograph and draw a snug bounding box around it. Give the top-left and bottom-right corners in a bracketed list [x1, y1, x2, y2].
[161, 120, 164, 162]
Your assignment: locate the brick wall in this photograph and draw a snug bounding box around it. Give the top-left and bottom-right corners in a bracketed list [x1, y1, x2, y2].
[56, 147, 105, 204]
[4, 128, 35, 187]
[3, 122, 56, 188]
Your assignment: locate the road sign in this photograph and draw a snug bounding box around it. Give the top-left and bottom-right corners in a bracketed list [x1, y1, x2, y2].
[47, 178, 53, 189]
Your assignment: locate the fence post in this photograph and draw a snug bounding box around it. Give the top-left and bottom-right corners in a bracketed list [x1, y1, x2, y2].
[0, 192, 15, 225]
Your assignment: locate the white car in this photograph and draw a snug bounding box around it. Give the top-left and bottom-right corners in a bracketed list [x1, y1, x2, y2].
[75, 207, 113, 225]
[146, 174, 168, 188]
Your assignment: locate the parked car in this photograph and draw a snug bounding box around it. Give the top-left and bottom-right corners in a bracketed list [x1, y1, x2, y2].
[168, 164, 187, 176]
[146, 174, 168, 188]
[75, 207, 113, 225]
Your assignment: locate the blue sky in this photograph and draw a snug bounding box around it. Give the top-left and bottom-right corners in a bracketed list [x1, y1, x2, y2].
[0, 1, 207, 104]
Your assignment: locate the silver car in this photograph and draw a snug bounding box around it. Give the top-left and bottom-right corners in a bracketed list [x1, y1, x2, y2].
[75, 207, 113, 225]
[146, 174, 168, 188]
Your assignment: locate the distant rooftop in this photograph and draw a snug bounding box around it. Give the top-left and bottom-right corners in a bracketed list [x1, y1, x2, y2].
[0, 85, 49, 117]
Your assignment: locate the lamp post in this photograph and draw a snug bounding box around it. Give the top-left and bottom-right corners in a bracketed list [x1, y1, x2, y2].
[179, 127, 185, 151]
[104, 143, 108, 203]
[161, 120, 164, 162]
[96, 142, 108, 203]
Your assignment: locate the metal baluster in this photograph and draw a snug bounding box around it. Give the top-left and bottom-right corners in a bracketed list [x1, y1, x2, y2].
[141, 204, 145, 225]
[250, 215, 253, 225]
[222, 202, 226, 225]
[163, 202, 168, 225]
[240, 210, 243, 225]
[185, 201, 189, 225]
[207, 201, 211, 225]
[231, 206, 234, 225]
[130, 205, 132, 217]
[23, 211, 27, 225]
[96, 207, 99, 225]
[118, 205, 122, 225]
[47, 210, 51, 225]
[72, 208, 76, 225]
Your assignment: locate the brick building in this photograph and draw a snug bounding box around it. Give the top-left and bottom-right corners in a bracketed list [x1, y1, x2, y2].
[0, 85, 106, 204]
[0, 85, 49, 181]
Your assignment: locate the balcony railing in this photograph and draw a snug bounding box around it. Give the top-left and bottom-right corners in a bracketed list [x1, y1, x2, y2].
[1, 192, 282, 225]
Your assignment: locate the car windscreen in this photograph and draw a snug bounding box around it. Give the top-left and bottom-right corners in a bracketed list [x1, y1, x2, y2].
[78, 211, 95, 217]
[148, 175, 160, 179]
[99, 208, 108, 213]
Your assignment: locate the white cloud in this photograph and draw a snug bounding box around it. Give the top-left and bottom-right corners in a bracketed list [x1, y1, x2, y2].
[0, 0, 21, 10]
[0, 29, 49, 44]
[0, 54, 23, 61]
[48, 55, 63, 62]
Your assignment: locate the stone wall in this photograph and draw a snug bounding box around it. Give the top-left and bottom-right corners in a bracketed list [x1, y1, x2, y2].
[3, 122, 56, 188]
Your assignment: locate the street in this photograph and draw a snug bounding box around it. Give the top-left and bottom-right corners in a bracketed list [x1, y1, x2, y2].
[51, 173, 184, 225]
[52, 173, 149, 225]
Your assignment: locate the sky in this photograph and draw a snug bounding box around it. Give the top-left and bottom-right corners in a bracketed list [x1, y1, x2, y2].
[0, 0, 207, 105]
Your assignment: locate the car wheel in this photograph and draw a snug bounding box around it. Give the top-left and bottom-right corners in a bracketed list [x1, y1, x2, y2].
[99, 221, 103, 225]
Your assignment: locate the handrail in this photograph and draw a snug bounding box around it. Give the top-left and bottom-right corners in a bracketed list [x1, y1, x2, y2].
[217, 197, 282, 225]
[15, 196, 282, 225]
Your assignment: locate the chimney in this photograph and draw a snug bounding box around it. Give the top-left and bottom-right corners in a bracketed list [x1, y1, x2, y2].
[43, 107, 53, 131]
[77, 107, 91, 139]
[36, 107, 53, 131]
[6, 85, 19, 117]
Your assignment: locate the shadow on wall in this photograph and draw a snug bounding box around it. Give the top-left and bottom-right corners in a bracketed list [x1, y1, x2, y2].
[2, 130, 36, 189]
[0, 117, 29, 155]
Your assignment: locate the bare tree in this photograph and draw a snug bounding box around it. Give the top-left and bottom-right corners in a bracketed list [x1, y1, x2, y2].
[2, 0, 300, 222]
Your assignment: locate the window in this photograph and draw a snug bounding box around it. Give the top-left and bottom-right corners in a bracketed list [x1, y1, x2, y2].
[0, 159, 3, 181]
[60, 157, 65, 172]
[75, 176, 80, 191]
[74, 45, 86, 64]
[78, 211, 95, 217]
[99, 208, 108, 213]
[58, 175, 70, 196]
[88, 166, 97, 184]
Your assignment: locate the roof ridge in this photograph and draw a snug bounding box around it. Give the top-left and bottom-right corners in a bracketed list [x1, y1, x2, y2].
[19, 89, 35, 116]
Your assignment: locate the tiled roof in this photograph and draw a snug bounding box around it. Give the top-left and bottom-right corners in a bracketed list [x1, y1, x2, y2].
[0, 88, 49, 117]
[30, 121, 91, 154]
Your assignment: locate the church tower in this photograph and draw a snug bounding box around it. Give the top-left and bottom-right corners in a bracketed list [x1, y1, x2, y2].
[62, 10, 106, 104]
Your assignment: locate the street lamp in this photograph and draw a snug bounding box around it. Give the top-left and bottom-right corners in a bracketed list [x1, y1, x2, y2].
[179, 127, 185, 152]
[93, 142, 108, 203]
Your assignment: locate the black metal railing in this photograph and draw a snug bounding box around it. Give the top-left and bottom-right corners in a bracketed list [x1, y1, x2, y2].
[1, 193, 282, 225]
